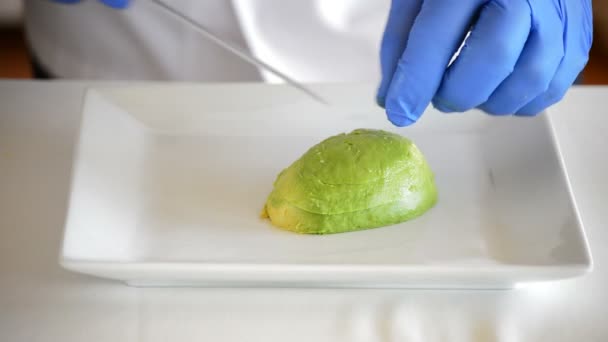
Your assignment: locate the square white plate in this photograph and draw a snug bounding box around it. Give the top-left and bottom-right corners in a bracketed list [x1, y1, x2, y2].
[61, 83, 591, 289]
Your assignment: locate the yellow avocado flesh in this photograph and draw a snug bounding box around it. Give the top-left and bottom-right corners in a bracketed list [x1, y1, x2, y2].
[262, 129, 438, 234]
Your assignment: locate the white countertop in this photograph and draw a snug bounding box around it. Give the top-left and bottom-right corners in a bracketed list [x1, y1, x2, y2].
[1, 81, 607, 341]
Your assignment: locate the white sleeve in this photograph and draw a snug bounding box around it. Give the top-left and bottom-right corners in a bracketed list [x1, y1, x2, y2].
[24, 0, 261, 81]
[232, 0, 389, 83]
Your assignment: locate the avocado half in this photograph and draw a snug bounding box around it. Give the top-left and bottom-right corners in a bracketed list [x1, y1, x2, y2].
[261, 129, 437, 234]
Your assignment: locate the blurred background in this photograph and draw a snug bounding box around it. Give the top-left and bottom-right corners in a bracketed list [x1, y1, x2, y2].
[1, 0, 607, 82]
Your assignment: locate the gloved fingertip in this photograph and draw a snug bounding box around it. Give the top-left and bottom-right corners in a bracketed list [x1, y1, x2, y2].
[477, 104, 512, 116]
[433, 102, 455, 113]
[376, 94, 386, 108]
[514, 103, 545, 117]
[376, 78, 391, 108]
[386, 109, 416, 127]
[432, 98, 457, 113]
[99, 0, 130, 9]
[514, 110, 542, 117]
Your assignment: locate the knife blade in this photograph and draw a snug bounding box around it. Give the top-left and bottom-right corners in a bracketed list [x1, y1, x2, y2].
[150, 0, 330, 105]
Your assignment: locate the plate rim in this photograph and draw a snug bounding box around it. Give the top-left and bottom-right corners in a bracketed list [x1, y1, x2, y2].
[58, 85, 593, 287]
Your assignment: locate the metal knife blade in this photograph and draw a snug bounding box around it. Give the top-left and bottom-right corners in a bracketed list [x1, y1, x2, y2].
[150, 0, 330, 105]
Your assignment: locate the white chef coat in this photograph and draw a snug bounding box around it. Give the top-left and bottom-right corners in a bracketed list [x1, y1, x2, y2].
[23, 0, 389, 83]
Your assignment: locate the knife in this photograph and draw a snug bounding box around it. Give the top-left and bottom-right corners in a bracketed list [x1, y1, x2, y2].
[150, 0, 330, 105]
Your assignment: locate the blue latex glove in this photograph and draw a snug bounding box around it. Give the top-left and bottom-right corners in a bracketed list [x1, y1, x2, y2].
[377, 0, 593, 126]
[51, 0, 130, 9]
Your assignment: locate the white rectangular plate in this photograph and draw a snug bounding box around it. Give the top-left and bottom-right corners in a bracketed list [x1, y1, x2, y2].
[61, 83, 591, 289]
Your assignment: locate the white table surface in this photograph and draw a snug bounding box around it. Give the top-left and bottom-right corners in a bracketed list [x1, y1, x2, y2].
[1, 81, 607, 341]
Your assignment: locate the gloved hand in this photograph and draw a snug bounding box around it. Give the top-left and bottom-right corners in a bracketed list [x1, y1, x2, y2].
[377, 0, 593, 126]
[51, 0, 130, 9]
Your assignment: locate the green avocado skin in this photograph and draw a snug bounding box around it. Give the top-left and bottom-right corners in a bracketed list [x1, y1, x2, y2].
[263, 129, 438, 234]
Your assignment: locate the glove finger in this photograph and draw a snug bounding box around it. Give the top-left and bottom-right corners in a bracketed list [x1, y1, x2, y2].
[515, 0, 593, 116]
[384, 0, 481, 126]
[99, 0, 130, 9]
[432, 0, 530, 113]
[479, 0, 563, 115]
[377, 0, 423, 107]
